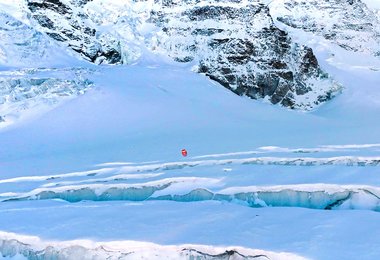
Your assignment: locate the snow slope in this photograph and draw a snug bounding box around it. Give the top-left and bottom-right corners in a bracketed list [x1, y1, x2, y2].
[0, 59, 379, 259]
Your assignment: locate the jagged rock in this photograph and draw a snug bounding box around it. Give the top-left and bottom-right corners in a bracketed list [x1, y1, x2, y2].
[24, 0, 341, 110]
[146, 0, 340, 110]
[26, 0, 124, 64]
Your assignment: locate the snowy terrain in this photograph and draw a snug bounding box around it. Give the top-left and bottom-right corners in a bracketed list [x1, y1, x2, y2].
[1, 0, 380, 260]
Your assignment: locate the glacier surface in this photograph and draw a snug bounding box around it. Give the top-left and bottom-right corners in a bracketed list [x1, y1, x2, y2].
[1, 0, 380, 259]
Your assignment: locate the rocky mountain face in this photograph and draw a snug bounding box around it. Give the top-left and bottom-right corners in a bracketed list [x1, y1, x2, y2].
[272, 0, 380, 57]
[8, 0, 378, 110]
[26, 0, 126, 64]
[146, 0, 339, 109]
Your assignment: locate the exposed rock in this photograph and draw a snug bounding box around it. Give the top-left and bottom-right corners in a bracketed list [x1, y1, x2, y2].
[146, 0, 341, 110]
[24, 0, 342, 110]
[26, 0, 124, 64]
[182, 248, 269, 259]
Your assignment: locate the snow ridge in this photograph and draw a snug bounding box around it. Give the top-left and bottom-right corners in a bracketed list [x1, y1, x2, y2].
[0, 231, 305, 260]
[3, 179, 380, 212]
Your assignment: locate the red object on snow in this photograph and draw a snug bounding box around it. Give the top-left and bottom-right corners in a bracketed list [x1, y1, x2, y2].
[181, 149, 188, 157]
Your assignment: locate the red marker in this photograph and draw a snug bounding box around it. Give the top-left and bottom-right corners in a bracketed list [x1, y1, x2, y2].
[181, 149, 188, 157]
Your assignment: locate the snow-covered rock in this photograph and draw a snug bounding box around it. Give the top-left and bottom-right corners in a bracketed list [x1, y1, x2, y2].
[26, 0, 140, 64]
[272, 0, 380, 57]
[145, 0, 342, 110]
[0, 11, 66, 67]
[23, 0, 342, 110]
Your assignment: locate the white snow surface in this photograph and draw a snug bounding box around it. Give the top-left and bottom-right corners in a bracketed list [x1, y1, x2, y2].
[1, 0, 380, 259]
[362, 0, 380, 10]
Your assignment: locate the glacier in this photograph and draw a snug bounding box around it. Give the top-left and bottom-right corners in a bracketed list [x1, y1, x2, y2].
[1, 0, 380, 259]
[4, 182, 380, 212]
[0, 68, 93, 128]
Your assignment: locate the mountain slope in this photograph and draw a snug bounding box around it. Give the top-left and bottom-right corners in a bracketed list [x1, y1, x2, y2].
[24, 0, 342, 110]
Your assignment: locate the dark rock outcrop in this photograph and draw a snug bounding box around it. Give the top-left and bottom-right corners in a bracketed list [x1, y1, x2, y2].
[147, 0, 340, 109]
[182, 248, 269, 259]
